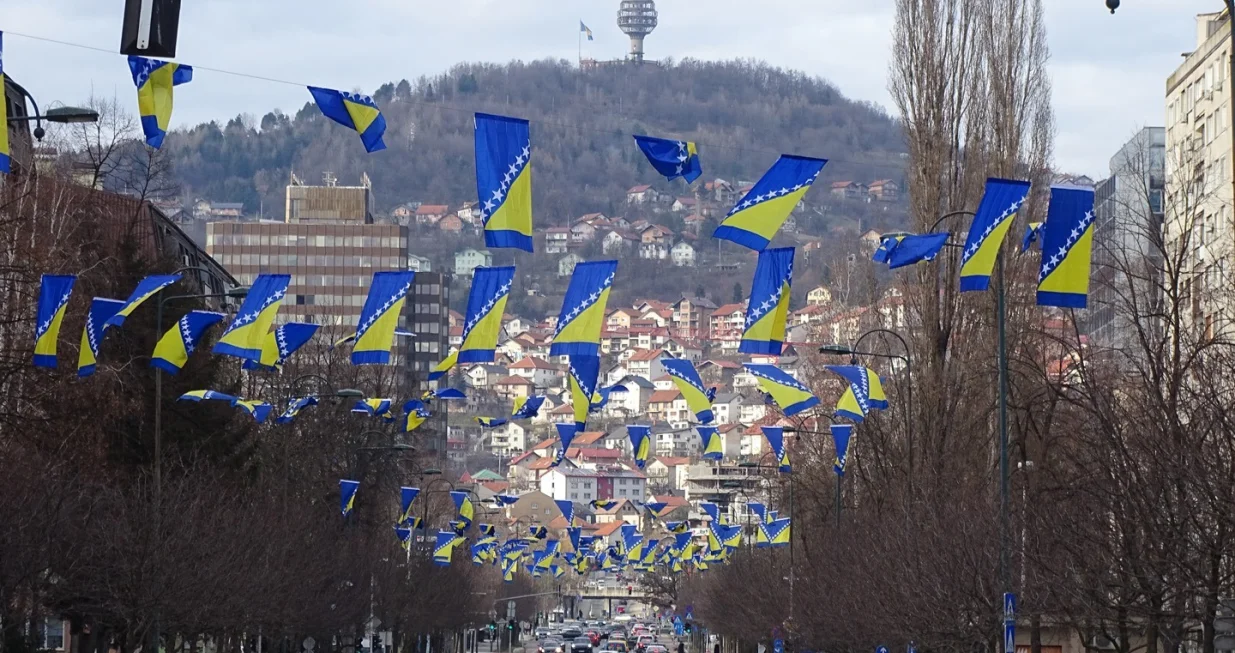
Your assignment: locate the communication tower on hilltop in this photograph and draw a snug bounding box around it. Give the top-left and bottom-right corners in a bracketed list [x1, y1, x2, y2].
[617, 0, 657, 64]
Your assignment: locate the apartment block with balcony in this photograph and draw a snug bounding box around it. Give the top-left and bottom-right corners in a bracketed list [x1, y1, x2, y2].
[1165, 10, 1235, 338]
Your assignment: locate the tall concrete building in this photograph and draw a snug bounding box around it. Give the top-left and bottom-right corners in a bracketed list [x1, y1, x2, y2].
[1088, 128, 1166, 360]
[1165, 10, 1234, 338]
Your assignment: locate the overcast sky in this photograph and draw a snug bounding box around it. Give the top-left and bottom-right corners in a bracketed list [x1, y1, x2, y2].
[1, 0, 1221, 178]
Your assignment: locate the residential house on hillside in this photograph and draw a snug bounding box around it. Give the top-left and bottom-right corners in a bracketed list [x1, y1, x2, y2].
[655, 427, 697, 457]
[438, 214, 463, 231]
[508, 489, 567, 522]
[416, 204, 450, 224]
[830, 182, 868, 200]
[593, 499, 643, 526]
[540, 467, 598, 503]
[506, 451, 543, 490]
[454, 248, 492, 277]
[545, 227, 570, 254]
[465, 364, 508, 388]
[486, 421, 527, 455]
[682, 213, 706, 235]
[602, 375, 654, 418]
[627, 348, 670, 380]
[860, 230, 884, 252]
[670, 241, 696, 267]
[646, 456, 691, 493]
[495, 375, 536, 400]
[607, 308, 637, 330]
[639, 241, 668, 260]
[392, 204, 415, 222]
[739, 397, 768, 424]
[711, 392, 743, 425]
[626, 185, 662, 205]
[508, 356, 562, 388]
[558, 253, 584, 277]
[791, 304, 828, 327]
[595, 468, 648, 503]
[672, 296, 717, 340]
[640, 224, 674, 245]
[662, 337, 703, 362]
[704, 179, 737, 205]
[407, 254, 432, 272]
[570, 220, 597, 244]
[710, 303, 747, 353]
[672, 197, 696, 213]
[457, 201, 481, 224]
[868, 179, 900, 202]
[448, 326, 463, 349]
[497, 335, 530, 362]
[602, 230, 638, 255]
[807, 286, 833, 306]
[698, 359, 740, 385]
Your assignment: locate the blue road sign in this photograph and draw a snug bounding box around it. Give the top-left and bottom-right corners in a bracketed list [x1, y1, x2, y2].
[1004, 592, 1017, 653]
[774, 640, 784, 653]
[876, 646, 889, 653]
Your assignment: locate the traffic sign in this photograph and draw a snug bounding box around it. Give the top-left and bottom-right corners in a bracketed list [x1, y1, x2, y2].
[507, 601, 516, 620]
[773, 640, 784, 653]
[876, 647, 889, 653]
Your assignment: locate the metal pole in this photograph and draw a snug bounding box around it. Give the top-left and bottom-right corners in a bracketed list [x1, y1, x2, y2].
[997, 253, 1011, 648]
[787, 474, 794, 621]
[151, 296, 164, 653]
[834, 473, 842, 529]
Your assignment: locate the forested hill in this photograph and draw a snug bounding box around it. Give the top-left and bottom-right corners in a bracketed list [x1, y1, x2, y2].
[164, 59, 906, 218]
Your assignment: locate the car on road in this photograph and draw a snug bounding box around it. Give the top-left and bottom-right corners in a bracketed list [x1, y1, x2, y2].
[601, 641, 628, 653]
[536, 630, 553, 641]
[560, 628, 584, 640]
[540, 640, 564, 653]
[570, 638, 594, 653]
[645, 646, 668, 653]
[585, 631, 602, 646]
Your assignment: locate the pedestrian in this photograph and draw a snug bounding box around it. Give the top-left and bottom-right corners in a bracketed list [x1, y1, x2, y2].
[713, 644, 720, 653]
[677, 642, 685, 653]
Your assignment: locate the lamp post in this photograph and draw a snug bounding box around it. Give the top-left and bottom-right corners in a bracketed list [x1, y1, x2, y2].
[419, 471, 453, 550]
[5, 79, 99, 141]
[736, 453, 794, 621]
[819, 327, 914, 481]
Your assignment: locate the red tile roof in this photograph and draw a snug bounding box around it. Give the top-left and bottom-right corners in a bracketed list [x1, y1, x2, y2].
[654, 456, 690, 467]
[510, 450, 541, 466]
[416, 204, 450, 214]
[593, 521, 625, 537]
[571, 447, 621, 459]
[711, 303, 745, 316]
[648, 389, 681, 404]
[497, 375, 536, 386]
[627, 184, 652, 193]
[510, 356, 557, 370]
[628, 348, 666, 362]
[573, 431, 607, 446]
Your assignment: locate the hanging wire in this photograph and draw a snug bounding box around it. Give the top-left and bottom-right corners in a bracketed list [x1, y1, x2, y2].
[6, 29, 909, 171]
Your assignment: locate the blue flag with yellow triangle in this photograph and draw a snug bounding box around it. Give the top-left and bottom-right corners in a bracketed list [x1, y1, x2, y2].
[152, 310, 226, 374]
[308, 86, 387, 153]
[627, 425, 651, 469]
[744, 363, 819, 416]
[476, 113, 534, 252]
[831, 423, 853, 476]
[128, 55, 192, 149]
[33, 274, 76, 368]
[633, 135, 702, 183]
[740, 247, 794, 355]
[340, 479, 360, 517]
[77, 297, 126, 378]
[459, 266, 514, 363]
[1037, 185, 1097, 308]
[352, 271, 414, 365]
[106, 274, 181, 330]
[827, 364, 887, 423]
[551, 260, 618, 357]
[714, 155, 826, 251]
[213, 274, 289, 362]
[662, 358, 714, 423]
[697, 426, 723, 461]
[568, 355, 600, 431]
[243, 322, 320, 371]
[761, 426, 791, 473]
[0, 33, 9, 173]
[959, 178, 1031, 291]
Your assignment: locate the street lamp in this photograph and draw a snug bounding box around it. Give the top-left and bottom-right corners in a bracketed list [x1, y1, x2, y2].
[819, 328, 915, 481]
[6, 80, 100, 141]
[286, 373, 364, 402]
[1105, 0, 1119, 12]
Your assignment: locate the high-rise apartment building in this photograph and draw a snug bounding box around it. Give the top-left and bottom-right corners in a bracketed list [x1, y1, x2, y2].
[1165, 10, 1234, 338]
[1089, 128, 1165, 360]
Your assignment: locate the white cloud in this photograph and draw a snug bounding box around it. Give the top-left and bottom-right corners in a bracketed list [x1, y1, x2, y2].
[0, 0, 1222, 178]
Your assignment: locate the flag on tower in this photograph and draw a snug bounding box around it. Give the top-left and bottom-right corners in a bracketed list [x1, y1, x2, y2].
[1037, 185, 1097, 308]
[551, 260, 618, 357]
[740, 247, 794, 354]
[213, 274, 289, 362]
[959, 178, 1032, 291]
[633, 135, 702, 184]
[33, 274, 76, 368]
[714, 155, 827, 251]
[350, 271, 414, 365]
[307, 86, 387, 153]
[151, 310, 225, 374]
[128, 55, 192, 149]
[476, 113, 534, 252]
[459, 266, 514, 363]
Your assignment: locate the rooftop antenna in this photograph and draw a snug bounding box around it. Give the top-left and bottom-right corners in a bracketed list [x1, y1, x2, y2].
[617, 0, 657, 64]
